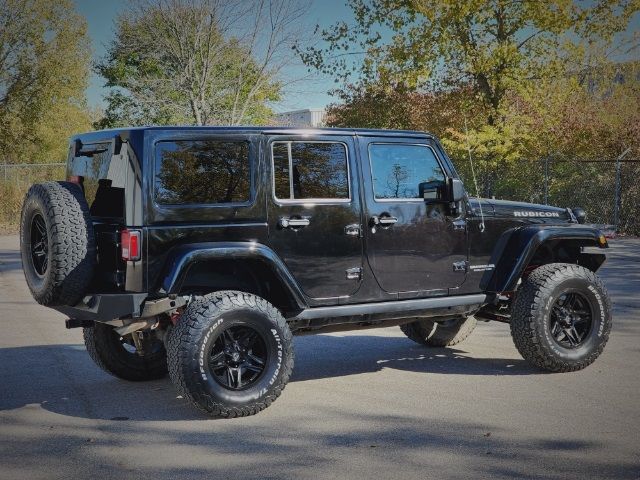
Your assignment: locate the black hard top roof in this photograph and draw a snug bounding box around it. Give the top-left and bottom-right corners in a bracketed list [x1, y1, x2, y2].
[72, 126, 434, 144]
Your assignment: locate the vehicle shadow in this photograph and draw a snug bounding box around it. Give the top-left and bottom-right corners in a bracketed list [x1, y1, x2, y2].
[291, 333, 538, 382]
[0, 248, 22, 273]
[0, 334, 539, 421]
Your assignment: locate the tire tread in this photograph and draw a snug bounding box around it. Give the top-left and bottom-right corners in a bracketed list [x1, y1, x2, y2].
[511, 263, 612, 372]
[20, 181, 95, 306]
[167, 291, 294, 418]
[83, 323, 168, 381]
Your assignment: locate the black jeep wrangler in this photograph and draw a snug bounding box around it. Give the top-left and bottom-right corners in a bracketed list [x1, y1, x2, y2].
[20, 127, 611, 417]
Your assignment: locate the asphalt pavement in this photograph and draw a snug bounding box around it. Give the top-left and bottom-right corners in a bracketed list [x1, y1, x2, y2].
[1, 234, 639, 480]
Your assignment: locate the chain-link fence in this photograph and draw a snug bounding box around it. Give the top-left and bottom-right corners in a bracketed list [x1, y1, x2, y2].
[455, 158, 640, 236]
[0, 163, 66, 227]
[1, 163, 66, 185]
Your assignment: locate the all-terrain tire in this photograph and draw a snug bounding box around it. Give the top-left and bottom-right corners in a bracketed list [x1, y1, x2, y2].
[511, 263, 612, 372]
[400, 316, 476, 347]
[83, 323, 168, 381]
[400, 319, 436, 346]
[426, 317, 477, 347]
[20, 181, 95, 306]
[167, 291, 294, 418]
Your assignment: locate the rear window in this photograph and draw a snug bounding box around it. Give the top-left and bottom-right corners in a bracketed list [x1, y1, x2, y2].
[155, 140, 250, 205]
[69, 142, 125, 219]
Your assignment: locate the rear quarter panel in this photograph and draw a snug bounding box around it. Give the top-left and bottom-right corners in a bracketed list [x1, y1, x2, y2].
[142, 130, 268, 294]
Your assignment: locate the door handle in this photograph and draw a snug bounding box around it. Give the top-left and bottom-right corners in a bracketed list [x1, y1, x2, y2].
[370, 215, 398, 226]
[279, 217, 310, 229]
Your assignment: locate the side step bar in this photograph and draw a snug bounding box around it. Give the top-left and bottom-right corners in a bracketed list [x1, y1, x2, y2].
[292, 294, 488, 321]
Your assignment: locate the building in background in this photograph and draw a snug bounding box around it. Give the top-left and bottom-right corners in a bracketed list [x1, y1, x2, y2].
[274, 108, 326, 127]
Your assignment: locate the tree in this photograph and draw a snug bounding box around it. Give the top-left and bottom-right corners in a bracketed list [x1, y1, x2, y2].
[520, 59, 640, 161]
[0, 0, 92, 164]
[300, 0, 638, 194]
[326, 60, 639, 201]
[387, 163, 409, 197]
[97, 0, 309, 127]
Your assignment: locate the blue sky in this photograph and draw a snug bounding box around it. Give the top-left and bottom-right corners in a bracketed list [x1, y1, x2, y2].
[74, 0, 356, 112]
[75, 1, 639, 113]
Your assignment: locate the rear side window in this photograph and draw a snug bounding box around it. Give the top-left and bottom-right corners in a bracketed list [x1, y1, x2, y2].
[155, 140, 250, 205]
[369, 144, 445, 200]
[69, 142, 125, 219]
[271, 141, 349, 201]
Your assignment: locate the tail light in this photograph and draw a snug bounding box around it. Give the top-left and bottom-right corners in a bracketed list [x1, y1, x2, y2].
[121, 229, 141, 261]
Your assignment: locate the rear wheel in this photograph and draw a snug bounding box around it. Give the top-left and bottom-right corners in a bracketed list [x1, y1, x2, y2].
[83, 323, 168, 381]
[167, 291, 294, 418]
[511, 263, 612, 372]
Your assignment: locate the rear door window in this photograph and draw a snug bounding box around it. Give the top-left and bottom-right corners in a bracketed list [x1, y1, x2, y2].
[271, 141, 350, 201]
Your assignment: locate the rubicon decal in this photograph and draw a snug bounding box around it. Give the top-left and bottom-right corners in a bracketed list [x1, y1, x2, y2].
[513, 211, 560, 217]
[469, 264, 495, 272]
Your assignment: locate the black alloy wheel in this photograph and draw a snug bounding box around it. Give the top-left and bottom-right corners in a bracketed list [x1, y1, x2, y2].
[167, 291, 294, 418]
[511, 263, 612, 372]
[549, 292, 593, 349]
[20, 181, 96, 306]
[208, 325, 268, 390]
[30, 213, 48, 277]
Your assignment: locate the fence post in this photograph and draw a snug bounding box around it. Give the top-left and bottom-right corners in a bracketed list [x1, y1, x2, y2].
[544, 157, 549, 205]
[613, 148, 631, 229]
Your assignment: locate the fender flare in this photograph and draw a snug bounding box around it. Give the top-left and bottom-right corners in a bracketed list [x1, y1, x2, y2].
[481, 226, 607, 293]
[158, 242, 307, 310]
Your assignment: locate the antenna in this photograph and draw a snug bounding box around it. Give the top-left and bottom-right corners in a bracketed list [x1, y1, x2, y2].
[464, 117, 485, 233]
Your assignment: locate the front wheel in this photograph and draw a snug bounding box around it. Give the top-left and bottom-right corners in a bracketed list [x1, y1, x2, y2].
[511, 263, 612, 372]
[167, 291, 294, 418]
[400, 316, 476, 347]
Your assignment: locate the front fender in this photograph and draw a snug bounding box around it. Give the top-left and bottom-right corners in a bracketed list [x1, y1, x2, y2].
[158, 242, 307, 310]
[482, 225, 607, 293]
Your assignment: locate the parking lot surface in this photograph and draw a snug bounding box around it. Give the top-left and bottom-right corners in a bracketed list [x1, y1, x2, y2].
[0, 234, 639, 479]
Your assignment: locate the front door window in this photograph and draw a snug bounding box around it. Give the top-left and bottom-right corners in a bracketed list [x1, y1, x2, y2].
[369, 143, 446, 200]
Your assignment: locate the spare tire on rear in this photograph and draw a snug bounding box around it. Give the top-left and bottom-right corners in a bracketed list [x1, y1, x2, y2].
[20, 181, 96, 306]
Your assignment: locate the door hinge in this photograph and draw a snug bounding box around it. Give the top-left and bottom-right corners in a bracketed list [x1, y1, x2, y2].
[344, 223, 362, 237]
[345, 267, 362, 280]
[452, 260, 469, 272]
[452, 218, 467, 231]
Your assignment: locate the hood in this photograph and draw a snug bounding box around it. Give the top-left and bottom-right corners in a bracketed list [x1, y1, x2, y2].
[469, 198, 574, 223]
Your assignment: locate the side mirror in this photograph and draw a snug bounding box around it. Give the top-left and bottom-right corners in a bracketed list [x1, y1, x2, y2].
[419, 180, 445, 201]
[572, 207, 586, 224]
[449, 178, 466, 202]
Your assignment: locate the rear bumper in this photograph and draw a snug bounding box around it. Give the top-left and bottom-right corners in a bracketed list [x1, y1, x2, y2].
[52, 293, 148, 322]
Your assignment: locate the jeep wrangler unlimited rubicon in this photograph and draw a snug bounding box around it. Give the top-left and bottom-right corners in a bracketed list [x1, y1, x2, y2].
[20, 127, 611, 417]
